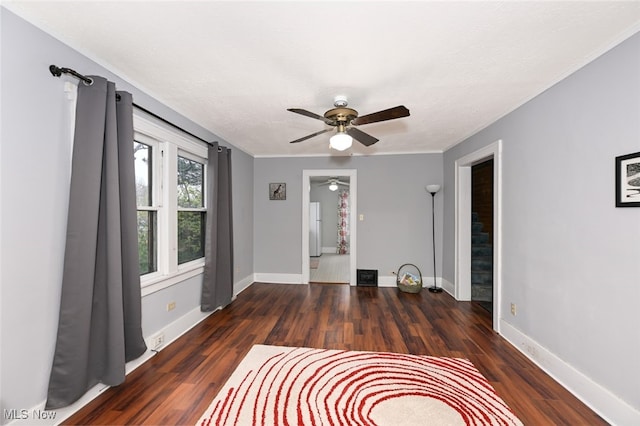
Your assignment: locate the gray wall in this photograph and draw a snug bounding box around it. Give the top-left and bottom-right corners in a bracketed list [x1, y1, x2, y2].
[442, 32, 640, 413]
[0, 9, 253, 417]
[254, 154, 443, 278]
[232, 148, 255, 280]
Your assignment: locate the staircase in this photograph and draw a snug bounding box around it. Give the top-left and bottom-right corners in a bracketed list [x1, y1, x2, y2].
[471, 212, 493, 308]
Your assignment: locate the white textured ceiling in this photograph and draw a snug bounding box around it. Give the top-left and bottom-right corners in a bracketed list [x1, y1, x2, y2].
[5, 1, 640, 157]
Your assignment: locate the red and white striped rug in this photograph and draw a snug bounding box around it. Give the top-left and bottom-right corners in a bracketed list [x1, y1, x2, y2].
[197, 345, 523, 426]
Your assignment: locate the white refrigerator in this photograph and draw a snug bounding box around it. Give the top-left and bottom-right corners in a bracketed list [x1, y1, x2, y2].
[309, 202, 322, 257]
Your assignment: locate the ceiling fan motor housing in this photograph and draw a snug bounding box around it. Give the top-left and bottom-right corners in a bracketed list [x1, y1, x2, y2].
[324, 107, 358, 125]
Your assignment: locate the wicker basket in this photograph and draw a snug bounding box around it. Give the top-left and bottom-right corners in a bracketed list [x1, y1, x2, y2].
[396, 263, 423, 293]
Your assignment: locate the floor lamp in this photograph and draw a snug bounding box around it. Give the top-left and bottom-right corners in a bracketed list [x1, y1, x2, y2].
[426, 185, 442, 293]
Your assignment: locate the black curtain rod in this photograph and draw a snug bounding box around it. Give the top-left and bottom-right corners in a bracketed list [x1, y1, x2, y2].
[49, 64, 219, 149]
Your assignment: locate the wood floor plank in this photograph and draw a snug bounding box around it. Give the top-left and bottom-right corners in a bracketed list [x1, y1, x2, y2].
[63, 283, 607, 425]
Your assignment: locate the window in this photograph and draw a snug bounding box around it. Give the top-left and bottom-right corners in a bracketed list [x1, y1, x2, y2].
[177, 155, 205, 264]
[134, 141, 157, 275]
[132, 113, 208, 294]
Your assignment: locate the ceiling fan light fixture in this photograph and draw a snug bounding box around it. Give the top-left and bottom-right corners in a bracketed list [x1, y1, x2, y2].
[329, 132, 352, 151]
[328, 182, 338, 191]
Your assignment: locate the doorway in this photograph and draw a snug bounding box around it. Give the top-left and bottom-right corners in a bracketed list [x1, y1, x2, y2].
[471, 159, 494, 312]
[302, 170, 357, 285]
[455, 140, 502, 332]
[309, 176, 350, 283]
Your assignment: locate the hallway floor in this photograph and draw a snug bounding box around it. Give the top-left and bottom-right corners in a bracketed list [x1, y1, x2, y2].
[309, 253, 349, 283]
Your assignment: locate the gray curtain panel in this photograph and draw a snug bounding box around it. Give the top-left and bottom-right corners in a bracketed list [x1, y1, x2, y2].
[201, 143, 234, 311]
[46, 77, 147, 410]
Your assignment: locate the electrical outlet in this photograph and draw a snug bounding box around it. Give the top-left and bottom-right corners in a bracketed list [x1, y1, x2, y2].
[151, 332, 165, 350]
[510, 303, 517, 316]
[167, 301, 176, 311]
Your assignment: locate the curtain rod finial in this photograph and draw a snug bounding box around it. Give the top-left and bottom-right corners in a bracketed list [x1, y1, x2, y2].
[49, 65, 62, 77]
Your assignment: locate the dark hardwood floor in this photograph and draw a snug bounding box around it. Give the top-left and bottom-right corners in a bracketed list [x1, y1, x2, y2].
[65, 283, 607, 425]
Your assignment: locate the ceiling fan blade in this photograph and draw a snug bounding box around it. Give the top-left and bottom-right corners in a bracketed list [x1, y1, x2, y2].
[346, 127, 379, 147]
[351, 105, 410, 126]
[289, 128, 332, 144]
[287, 108, 326, 121]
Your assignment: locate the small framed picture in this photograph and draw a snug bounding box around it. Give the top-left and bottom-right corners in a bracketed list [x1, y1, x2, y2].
[269, 183, 286, 200]
[615, 151, 640, 207]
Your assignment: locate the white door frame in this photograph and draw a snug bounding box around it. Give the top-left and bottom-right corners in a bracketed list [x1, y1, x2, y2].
[302, 169, 357, 285]
[455, 140, 502, 332]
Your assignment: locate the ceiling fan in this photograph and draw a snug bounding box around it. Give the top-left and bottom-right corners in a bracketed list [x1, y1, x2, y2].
[318, 177, 349, 191]
[288, 96, 410, 151]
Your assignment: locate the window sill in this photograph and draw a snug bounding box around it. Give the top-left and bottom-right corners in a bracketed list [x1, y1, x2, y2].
[141, 260, 205, 297]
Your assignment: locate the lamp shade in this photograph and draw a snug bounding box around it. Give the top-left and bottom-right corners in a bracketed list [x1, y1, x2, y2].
[328, 183, 338, 191]
[426, 184, 441, 194]
[329, 133, 352, 151]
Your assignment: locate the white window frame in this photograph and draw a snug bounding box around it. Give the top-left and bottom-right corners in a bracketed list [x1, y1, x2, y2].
[133, 112, 208, 296]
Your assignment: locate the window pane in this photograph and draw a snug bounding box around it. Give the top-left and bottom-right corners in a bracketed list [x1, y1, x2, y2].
[177, 156, 204, 208]
[137, 210, 157, 275]
[178, 211, 205, 264]
[134, 142, 152, 206]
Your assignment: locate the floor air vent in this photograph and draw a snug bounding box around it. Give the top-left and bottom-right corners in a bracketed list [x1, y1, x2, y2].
[357, 269, 378, 287]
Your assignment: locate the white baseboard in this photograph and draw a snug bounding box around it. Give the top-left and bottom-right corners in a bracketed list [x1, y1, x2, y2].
[253, 273, 303, 284]
[233, 273, 254, 296]
[251, 274, 445, 290]
[440, 277, 455, 296]
[146, 305, 214, 350]
[376, 276, 449, 293]
[251, 274, 449, 293]
[377, 275, 397, 287]
[500, 320, 640, 426]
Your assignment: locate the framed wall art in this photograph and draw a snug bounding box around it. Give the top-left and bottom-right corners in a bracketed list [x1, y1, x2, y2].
[615, 151, 640, 207]
[269, 183, 286, 200]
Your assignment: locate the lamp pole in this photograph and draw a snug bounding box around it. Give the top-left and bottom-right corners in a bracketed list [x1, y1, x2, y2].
[426, 185, 442, 293]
